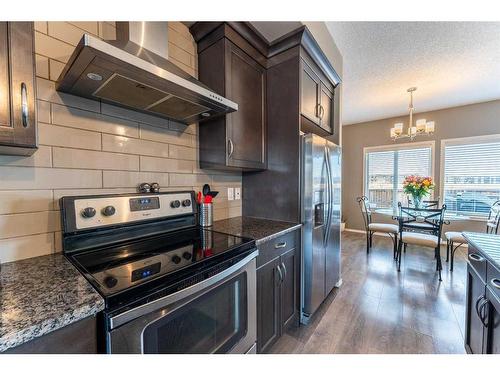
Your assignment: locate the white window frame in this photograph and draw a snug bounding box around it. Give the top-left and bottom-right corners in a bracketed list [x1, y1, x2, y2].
[440, 134, 500, 221]
[363, 140, 435, 208]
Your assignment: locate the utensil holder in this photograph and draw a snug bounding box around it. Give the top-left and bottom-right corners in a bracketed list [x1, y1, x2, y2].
[199, 203, 213, 227]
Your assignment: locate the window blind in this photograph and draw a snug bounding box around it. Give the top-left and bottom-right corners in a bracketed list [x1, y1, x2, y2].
[366, 146, 432, 208]
[443, 140, 500, 217]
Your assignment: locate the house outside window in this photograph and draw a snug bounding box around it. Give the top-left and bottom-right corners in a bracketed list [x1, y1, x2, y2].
[364, 141, 434, 208]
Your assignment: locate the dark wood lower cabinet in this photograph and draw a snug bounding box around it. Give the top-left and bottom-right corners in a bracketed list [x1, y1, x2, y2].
[280, 248, 297, 328]
[485, 286, 500, 354]
[256, 257, 281, 352]
[465, 264, 487, 354]
[5, 316, 97, 354]
[256, 230, 299, 353]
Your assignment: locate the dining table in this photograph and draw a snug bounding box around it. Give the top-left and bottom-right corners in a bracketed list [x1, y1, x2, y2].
[374, 207, 471, 222]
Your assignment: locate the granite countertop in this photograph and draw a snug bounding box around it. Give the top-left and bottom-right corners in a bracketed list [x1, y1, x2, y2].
[212, 216, 301, 245]
[463, 232, 500, 268]
[0, 253, 104, 352]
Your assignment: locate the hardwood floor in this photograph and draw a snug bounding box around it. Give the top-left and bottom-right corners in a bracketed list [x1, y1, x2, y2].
[269, 231, 467, 354]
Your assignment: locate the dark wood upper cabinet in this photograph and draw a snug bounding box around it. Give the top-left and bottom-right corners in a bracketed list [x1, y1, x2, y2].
[0, 22, 37, 156]
[300, 57, 336, 135]
[191, 23, 266, 171]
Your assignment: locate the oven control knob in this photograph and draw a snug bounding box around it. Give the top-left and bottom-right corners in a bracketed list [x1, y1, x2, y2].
[102, 205, 116, 216]
[81, 207, 96, 218]
[183, 252, 192, 260]
[104, 276, 118, 289]
[182, 199, 191, 207]
[170, 200, 181, 208]
[171, 255, 181, 264]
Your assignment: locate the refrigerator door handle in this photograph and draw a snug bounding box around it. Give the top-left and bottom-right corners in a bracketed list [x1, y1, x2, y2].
[324, 146, 333, 247]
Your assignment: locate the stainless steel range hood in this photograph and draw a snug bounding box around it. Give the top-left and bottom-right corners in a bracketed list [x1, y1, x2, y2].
[56, 22, 237, 124]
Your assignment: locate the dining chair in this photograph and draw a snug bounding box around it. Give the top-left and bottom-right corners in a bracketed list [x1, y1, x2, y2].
[357, 196, 399, 258]
[396, 203, 447, 281]
[446, 200, 500, 271]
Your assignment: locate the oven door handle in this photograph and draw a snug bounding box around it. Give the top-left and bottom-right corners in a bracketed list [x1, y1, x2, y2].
[109, 249, 259, 329]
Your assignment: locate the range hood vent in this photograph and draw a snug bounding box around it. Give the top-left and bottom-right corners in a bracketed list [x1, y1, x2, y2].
[56, 22, 237, 124]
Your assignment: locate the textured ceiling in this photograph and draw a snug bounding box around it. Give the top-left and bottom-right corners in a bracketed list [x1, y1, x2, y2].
[326, 22, 500, 125]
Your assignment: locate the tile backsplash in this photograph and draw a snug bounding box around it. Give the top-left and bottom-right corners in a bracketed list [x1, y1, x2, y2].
[0, 22, 242, 263]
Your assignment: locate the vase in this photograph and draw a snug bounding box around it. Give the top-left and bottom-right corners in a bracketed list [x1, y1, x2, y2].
[412, 195, 422, 209]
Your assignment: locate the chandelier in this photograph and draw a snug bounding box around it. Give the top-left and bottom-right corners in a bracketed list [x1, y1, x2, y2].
[390, 87, 435, 141]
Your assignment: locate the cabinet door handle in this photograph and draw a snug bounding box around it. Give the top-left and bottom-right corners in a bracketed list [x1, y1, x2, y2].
[281, 262, 287, 280]
[319, 104, 324, 119]
[479, 298, 489, 328]
[276, 264, 283, 282]
[468, 253, 485, 262]
[475, 295, 485, 318]
[491, 278, 500, 289]
[275, 242, 287, 249]
[21, 82, 29, 128]
[227, 139, 234, 158]
[315, 103, 321, 118]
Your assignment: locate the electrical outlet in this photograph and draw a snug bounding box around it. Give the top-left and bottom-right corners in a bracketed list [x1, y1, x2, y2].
[227, 187, 234, 201]
[235, 187, 241, 200]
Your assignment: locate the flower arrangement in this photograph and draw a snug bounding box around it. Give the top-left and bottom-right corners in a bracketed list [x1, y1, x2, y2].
[402, 175, 434, 208]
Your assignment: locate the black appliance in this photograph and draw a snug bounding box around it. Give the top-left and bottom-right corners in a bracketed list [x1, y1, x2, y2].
[60, 191, 257, 354]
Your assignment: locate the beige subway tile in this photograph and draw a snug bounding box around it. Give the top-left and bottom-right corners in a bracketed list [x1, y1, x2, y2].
[211, 173, 242, 184]
[213, 205, 242, 221]
[0, 233, 54, 263]
[34, 31, 74, 63]
[0, 167, 102, 190]
[52, 103, 139, 138]
[34, 21, 48, 34]
[35, 54, 49, 79]
[49, 59, 65, 81]
[169, 173, 210, 187]
[52, 188, 136, 209]
[168, 22, 191, 37]
[169, 55, 197, 77]
[37, 100, 51, 123]
[140, 124, 194, 147]
[168, 144, 196, 161]
[103, 171, 169, 188]
[53, 147, 139, 171]
[169, 120, 197, 135]
[140, 156, 193, 173]
[101, 103, 170, 128]
[0, 211, 60, 240]
[0, 190, 53, 215]
[39, 123, 101, 150]
[37, 78, 100, 113]
[0, 145, 52, 168]
[68, 22, 99, 35]
[98, 22, 116, 39]
[54, 231, 62, 252]
[48, 22, 86, 46]
[102, 134, 169, 158]
[168, 43, 194, 67]
[168, 27, 196, 55]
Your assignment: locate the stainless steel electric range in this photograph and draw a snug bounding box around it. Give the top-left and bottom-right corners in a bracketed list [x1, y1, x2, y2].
[60, 191, 258, 354]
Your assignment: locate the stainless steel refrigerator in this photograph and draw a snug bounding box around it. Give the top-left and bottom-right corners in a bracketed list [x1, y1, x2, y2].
[300, 133, 342, 324]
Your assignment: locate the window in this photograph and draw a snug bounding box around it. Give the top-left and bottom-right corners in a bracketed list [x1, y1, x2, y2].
[441, 135, 500, 218]
[364, 142, 434, 208]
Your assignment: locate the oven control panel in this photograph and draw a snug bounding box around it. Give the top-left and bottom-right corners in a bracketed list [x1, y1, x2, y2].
[72, 192, 194, 230]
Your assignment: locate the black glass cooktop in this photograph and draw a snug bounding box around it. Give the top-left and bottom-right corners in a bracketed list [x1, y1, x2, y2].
[68, 227, 255, 301]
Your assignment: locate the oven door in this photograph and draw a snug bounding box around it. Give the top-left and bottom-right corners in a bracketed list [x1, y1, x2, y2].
[107, 250, 258, 354]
